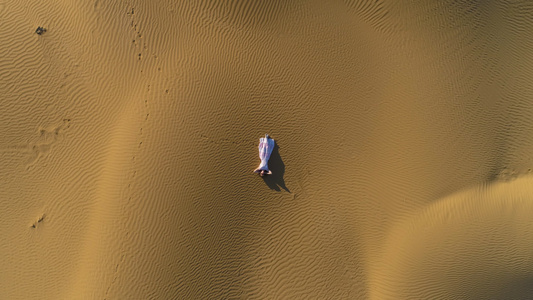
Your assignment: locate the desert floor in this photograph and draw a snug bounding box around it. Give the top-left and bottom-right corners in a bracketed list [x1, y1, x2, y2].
[2, 1, 533, 299]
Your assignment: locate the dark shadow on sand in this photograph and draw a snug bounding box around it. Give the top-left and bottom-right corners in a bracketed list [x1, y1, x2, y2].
[494, 274, 533, 300]
[261, 143, 290, 192]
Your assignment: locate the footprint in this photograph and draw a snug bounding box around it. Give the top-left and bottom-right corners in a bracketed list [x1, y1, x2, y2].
[94, 0, 101, 11]
[24, 119, 71, 169]
[30, 214, 46, 228]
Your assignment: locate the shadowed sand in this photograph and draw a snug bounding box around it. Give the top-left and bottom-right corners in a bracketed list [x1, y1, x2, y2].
[261, 143, 290, 192]
[2, 0, 533, 299]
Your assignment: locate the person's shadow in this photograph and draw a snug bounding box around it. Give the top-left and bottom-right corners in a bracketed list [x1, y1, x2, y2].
[262, 143, 290, 192]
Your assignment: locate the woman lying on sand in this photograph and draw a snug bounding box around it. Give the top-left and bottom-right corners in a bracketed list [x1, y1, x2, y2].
[254, 134, 274, 177]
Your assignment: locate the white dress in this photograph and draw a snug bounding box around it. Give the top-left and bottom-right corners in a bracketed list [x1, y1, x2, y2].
[254, 134, 274, 174]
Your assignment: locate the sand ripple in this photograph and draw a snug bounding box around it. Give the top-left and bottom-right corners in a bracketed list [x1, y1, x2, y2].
[2, 0, 533, 299]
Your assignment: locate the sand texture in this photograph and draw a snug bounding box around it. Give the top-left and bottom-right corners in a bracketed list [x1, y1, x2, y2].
[2, 0, 533, 299]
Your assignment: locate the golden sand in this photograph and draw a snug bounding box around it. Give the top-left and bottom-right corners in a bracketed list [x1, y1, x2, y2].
[2, 1, 533, 299]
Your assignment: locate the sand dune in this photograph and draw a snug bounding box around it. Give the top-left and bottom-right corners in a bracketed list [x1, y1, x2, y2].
[372, 177, 533, 299]
[2, 0, 533, 299]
